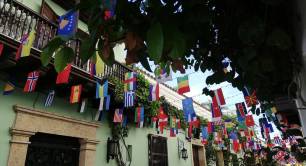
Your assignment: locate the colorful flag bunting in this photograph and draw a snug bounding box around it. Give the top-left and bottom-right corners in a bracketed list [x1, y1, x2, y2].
[124, 72, 137, 91]
[3, 81, 15, 95]
[70, 85, 82, 103]
[242, 87, 258, 107]
[135, 107, 144, 128]
[124, 91, 135, 107]
[44, 90, 55, 107]
[57, 10, 78, 38]
[177, 75, 190, 94]
[113, 108, 123, 123]
[56, 64, 71, 84]
[154, 66, 172, 83]
[15, 30, 36, 60]
[24, 71, 39, 92]
[212, 88, 226, 106]
[96, 80, 108, 99]
[149, 83, 159, 101]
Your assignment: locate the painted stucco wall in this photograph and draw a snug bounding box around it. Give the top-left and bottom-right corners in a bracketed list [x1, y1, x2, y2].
[0, 81, 194, 166]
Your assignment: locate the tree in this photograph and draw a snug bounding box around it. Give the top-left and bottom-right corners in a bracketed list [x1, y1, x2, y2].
[41, 0, 300, 103]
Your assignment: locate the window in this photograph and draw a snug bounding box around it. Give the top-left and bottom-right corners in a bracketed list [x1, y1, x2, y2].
[148, 134, 168, 166]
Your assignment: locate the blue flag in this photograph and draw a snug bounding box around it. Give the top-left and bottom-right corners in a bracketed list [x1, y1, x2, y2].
[57, 10, 78, 38]
[229, 131, 238, 140]
[201, 126, 208, 140]
[182, 98, 195, 121]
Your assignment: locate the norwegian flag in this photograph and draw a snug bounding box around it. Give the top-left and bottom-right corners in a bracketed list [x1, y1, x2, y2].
[24, 71, 39, 92]
[212, 88, 226, 106]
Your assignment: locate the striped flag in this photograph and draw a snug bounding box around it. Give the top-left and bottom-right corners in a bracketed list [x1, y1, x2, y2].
[124, 91, 135, 107]
[212, 88, 226, 106]
[96, 81, 108, 99]
[79, 99, 86, 113]
[149, 83, 159, 101]
[135, 107, 144, 128]
[211, 103, 222, 123]
[44, 90, 55, 107]
[124, 72, 137, 92]
[235, 102, 247, 120]
[15, 30, 36, 60]
[99, 95, 111, 111]
[95, 110, 103, 121]
[24, 71, 39, 92]
[177, 75, 190, 95]
[70, 85, 82, 103]
[113, 108, 123, 123]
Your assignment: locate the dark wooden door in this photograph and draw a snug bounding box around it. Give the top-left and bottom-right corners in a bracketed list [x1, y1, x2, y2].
[25, 133, 80, 166]
[192, 145, 200, 166]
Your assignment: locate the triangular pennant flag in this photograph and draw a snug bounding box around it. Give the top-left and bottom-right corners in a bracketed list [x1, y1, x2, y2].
[24, 71, 40, 92]
[70, 85, 82, 103]
[3, 81, 15, 95]
[44, 90, 55, 107]
[56, 64, 71, 84]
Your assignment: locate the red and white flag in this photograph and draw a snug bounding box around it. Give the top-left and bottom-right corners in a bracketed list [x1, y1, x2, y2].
[212, 88, 226, 106]
[24, 71, 39, 92]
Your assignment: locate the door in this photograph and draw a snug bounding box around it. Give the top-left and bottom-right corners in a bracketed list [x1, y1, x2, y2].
[25, 133, 80, 166]
[193, 145, 200, 166]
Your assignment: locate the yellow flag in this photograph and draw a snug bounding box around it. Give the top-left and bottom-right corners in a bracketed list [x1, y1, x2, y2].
[95, 52, 105, 76]
[21, 30, 36, 58]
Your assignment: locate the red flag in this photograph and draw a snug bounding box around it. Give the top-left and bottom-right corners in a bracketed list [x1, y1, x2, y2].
[211, 103, 222, 122]
[207, 122, 214, 133]
[56, 64, 71, 84]
[212, 88, 226, 106]
[0, 42, 3, 56]
[24, 71, 39, 92]
[245, 115, 255, 127]
[70, 85, 82, 103]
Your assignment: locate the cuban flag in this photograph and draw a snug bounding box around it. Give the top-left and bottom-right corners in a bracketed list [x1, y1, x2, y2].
[212, 88, 226, 106]
[124, 91, 135, 107]
[149, 83, 159, 101]
[24, 71, 39, 92]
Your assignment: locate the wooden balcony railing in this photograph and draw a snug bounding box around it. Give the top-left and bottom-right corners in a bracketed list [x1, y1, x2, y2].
[0, 0, 131, 81]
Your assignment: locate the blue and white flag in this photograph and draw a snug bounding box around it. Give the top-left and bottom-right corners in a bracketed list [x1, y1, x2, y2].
[99, 95, 110, 111]
[95, 110, 103, 121]
[124, 91, 135, 107]
[44, 90, 55, 107]
[57, 10, 78, 38]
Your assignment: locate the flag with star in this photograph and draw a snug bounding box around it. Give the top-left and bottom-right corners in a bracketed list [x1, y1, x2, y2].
[242, 86, 258, 107]
[57, 10, 78, 39]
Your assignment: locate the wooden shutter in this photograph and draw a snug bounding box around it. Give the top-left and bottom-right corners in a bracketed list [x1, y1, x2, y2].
[148, 134, 168, 166]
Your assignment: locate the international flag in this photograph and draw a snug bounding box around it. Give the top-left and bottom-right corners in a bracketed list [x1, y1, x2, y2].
[190, 114, 199, 128]
[242, 86, 258, 107]
[93, 52, 105, 76]
[207, 122, 214, 133]
[224, 120, 235, 132]
[149, 83, 159, 101]
[88, 60, 96, 76]
[157, 107, 168, 134]
[70, 85, 82, 103]
[135, 107, 144, 128]
[113, 108, 123, 123]
[124, 72, 137, 91]
[99, 95, 110, 111]
[15, 30, 36, 60]
[0, 42, 3, 56]
[170, 116, 177, 137]
[95, 110, 103, 121]
[222, 125, 228, 139]
[151, 117, 158, 128]
[177, 75, 190, 95]
[103, 0, 117, 20]
[182, 97, 195, 121]
[201, 126, 209, 144]
[96, 80, 108, 99]
[154, 66, 172, 83]
[24, 71, 39, 92]
[124, 91, 135, 107]
[211, 103, 222, 123]
[237, 118, 247, 130]
[57, 10, 78, 39]
[245, 115, 255, 127]
[56, 64, 71, 84]
[235, 102, 247, 120]
[79, 99, 86, 113]
[212, 88, 226, 106]
[274, 136, 282, 145]
[44, 90, 55, 107]
[3, 81, 15, 95]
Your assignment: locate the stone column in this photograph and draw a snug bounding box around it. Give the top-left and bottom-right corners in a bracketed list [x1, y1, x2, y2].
[79, 139, 100, 166]
[216, 150, 224, 166]
[7, 128, 35, 166]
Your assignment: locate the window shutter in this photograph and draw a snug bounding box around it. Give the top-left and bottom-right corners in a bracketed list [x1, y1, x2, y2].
[148, 134, 168, 166]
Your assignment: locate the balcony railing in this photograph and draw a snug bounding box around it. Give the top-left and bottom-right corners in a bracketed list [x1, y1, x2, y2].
[0, 0, 131, 81]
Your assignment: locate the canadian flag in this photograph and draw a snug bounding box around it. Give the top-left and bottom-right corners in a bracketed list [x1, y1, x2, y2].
[212, 88, 226, 106]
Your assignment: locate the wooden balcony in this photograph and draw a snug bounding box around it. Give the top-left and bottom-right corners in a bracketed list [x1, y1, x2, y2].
[0, 0, 131, 82]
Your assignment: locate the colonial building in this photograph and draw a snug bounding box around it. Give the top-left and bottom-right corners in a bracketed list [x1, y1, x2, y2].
[0, 0, 211, 166]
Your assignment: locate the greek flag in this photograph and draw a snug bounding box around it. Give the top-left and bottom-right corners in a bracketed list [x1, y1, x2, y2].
[44, 90, 55, 107]
[124, 91, 135, 108]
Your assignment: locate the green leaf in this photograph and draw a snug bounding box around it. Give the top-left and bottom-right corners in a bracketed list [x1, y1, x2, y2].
[147, 22, 164, 62]
[139, 53, 152, 72]
[54, 47, 75, 72]
[41, 37, 65, 66]
[168, 29, 186, 59]
[80, 37, 96, 63]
